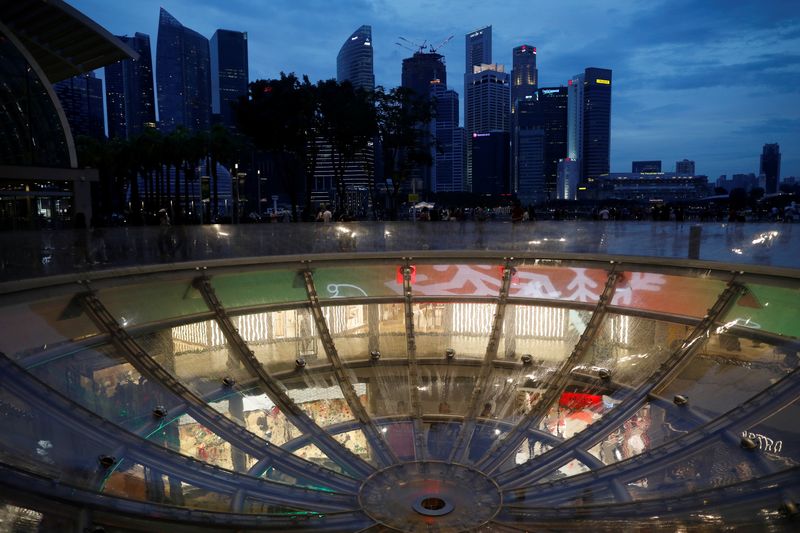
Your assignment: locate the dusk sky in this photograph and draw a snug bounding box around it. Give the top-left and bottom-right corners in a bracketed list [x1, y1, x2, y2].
[73, 0, 799, 180]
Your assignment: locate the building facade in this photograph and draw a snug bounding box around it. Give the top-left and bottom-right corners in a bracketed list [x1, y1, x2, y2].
[156, 8, 212, 133]
[336, 25, 374, 91]
[210, 29, 249, 129]
[511, 45, 537, 113]
[557, 158, 580, 200]
[401, 52, 446, 102]
[516, 128, 545, 202]
[431, 82, 465, 192]
[566, 72, 585, 164]
[105, 32, 156, 140]
[53, 72, 105, 140]
[632, 160, 661, 173]
[597, 172, 710, 201]
[581, 68, 612, 184]
[472, 131, 510, 195]
[465, 63, 509, 191]
[760, 143, 781, 194]
[676, 159, 695, 175]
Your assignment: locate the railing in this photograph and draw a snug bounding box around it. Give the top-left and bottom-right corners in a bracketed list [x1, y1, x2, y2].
[0, 221, 797, 284]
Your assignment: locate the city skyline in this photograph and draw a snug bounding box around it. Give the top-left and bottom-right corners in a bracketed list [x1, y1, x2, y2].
[70, 0, 799, 180]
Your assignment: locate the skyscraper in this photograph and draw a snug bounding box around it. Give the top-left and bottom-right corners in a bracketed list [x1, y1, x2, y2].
[337, 25, 374, 91]
[156, 8, 211, 133]
[210, 29, 249, 129]
[401, 52, 446, 102]
[431, 82, 465, 192]
[465, 26, 492, 71]
[582, 67, 612, 183]
[517, 128, 545, 202]
[105, 32, 156, 139]
[472, 131, 510, 194]
[567, 72, 585, 162]
[511, 45, 537, 113]
[465, 63, 509, 191]
[53, 72, 105, 140]
[760, 143, 781, 194]
[515, 87, 568, 200]
[676, 159, 695, 175]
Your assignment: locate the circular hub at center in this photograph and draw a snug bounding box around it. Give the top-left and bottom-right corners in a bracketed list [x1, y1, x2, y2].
[359, 462, 502, 532]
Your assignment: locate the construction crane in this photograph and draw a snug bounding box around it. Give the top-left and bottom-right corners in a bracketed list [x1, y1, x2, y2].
[429, 35, 454, 54]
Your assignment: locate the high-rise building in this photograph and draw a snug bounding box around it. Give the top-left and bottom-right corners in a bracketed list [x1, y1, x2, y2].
[53, 72, 105, 140]
[760, 143, 781, 194]
[511, 45, 537, 113]
[105, 33, 156, 140]
[557, 158, 580, 200]
[465, 63, 509, 191]
[472, 131, 510, 195]
[676, 159, 695, 175]
[431, 82, 464, 192]
[465, 26, 492, 72]
[337, 25, 374, 91]
[516, 87, 568, 200]
[566, 73, 585, 163]
[401, 52, 446, 102]
[210, 29, 248, 129]
[581, 67, 612, 183]
[156, 8, 211, 133]
[632, 160, 661, 173]
[516, 128, 545, 202]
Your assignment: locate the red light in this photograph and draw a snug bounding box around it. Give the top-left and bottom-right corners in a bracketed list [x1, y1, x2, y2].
[396, 266, 416, 285]
[533, 47, 537, 53]
[568, 79, 573, 86]
[263, 86, 272, 93]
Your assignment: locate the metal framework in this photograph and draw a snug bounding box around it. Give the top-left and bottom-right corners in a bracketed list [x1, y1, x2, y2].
[401, 260, 427, 460]
[301, 269, 398, 467]
[476, 267, 621, 474]
[193, 275, 375, 479]
[497, 276, 743, 489]
[448, 258, 514, 463]
[78, 290, 359, 493]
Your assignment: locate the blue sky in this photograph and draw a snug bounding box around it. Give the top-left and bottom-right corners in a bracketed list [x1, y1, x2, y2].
[73, 0, 799, 180]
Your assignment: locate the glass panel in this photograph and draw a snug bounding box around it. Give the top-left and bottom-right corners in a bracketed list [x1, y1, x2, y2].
[740, 397, 800, 465]
[0, 387, 110, 489]
[655, 333, 795, 419]
[24, 343, 179, 433]
[510, 264, 609, 302]
[415, 303, 495, 360]
[323, 304, 370, 362]
[626, 440, 757, 501]
[613, 272, 725, 318]
[349, 364, 410, 419]
[285, 379, 356, 429]
[500, 305, 589, 362]
[210, 270, 308, 310]
[418, 363, 478, 416]
[411, 264, 503, 297]
[293, 443, 346, 475]
[314, 264, 400, 300]
[98, 278, 208, 328]
[378, 420, 415, 461]
[0, 295, 98, 360]
[535, 459, 591, 484]
[377, 303, 407, 358]
[333, 429, 377, 466]
[723, 281, 800, 338]
[249, 308, 319, 374]
[425, 420, 460, 460]
[585, 314, 689, 388]
[172, 412, 253, 472]
[243, 497, 316, 516]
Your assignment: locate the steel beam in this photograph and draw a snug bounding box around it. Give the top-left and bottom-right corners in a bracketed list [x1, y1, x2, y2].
[301, 270, 398, 466]
[77, 290, 359, 493]
[192, 276, 375, 479]
[476, 267, 621, 474]
[496, 277, 744, 488]
[0, 353, 357, 511]
[402, 260, 427, 460]
[448, 258, 514, 463]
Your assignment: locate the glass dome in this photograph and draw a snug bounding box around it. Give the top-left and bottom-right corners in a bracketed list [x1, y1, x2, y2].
[0, 224, 798, 531]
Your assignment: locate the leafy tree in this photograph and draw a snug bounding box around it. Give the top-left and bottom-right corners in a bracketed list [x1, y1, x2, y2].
[372, 86, 434, 219]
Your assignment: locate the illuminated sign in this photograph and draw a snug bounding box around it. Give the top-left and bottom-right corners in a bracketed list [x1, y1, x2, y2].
[596, 79, 611, 85]
[578, 186, 588, 190]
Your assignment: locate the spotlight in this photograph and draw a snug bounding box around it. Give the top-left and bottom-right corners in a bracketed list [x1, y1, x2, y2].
[370, 350, 381, 361]
[98, 455, 116, 469]
[445, 348, 455, 359]
[295, 358, 307, 369]
[222, 376, 236, 387]
[598, 368, 611, 380]
[152, 406, 167, 419]
[740, 436, 758, 450]
[673, 395, 689, 406]
[521, 354, 533, 365]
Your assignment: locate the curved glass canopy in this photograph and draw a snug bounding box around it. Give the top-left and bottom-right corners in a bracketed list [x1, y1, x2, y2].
[0, 255, 798, 532]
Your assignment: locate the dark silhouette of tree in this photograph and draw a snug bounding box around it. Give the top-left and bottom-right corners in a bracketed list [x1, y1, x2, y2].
[235, 73, 319, 221]
[317, 79, 376, 214]
[372, 86, 434, 219]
